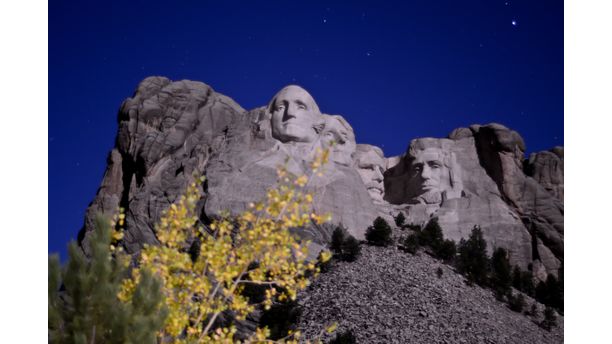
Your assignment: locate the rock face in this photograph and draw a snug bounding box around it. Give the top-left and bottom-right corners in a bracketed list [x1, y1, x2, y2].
[79, 77, 563, 279]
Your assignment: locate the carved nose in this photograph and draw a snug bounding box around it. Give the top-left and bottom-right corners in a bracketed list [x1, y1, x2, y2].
[421, 166, 432, 179]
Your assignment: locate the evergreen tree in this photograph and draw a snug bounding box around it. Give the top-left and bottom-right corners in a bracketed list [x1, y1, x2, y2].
[507, 292, 525, 313]
[536, 274, 563, 313]
[331, 225, 346, 256]
[329, 330, 357, 344]
[540, 306, 557, 331]
[435, 239, 457, 262]
[512, 265, 522, 290]
[48, 216, 167, 344]
[403, 234, 419, 254]
[394, 212, 406, 228]
[341, 235, 361, 262]
[365, 217, 393, 247]
[419, 218, 444, 250]
[491, 247, 512, 295]
[457, 225, 490, 286]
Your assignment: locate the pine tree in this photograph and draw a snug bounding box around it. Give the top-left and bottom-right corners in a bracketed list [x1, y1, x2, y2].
[491, 247, 512, 295]
[341, 235, 361, 262]
[331, 225, 346, 256]
[394, 212, 406, 228]
[435, 239, 457, 262]
[419, 217, 444, 250]
[403, 234, 419, 254]
[457, 225, 490, 286]
[365, 217, 393, 246]
[540, 306, 557, 331]
[48, 215, 167, 344]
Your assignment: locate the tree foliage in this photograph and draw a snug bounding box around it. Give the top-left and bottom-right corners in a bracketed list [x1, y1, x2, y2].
[457, 225, 490, 286]
[394, 212, 406, 228]
[118, 151, 333, 343]
[491, 247, 512, 296]
[48, 215, 167, 344]
[365, 217, 393, 247]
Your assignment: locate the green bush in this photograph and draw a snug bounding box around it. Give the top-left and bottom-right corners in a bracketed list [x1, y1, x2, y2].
[540, 306, 557, 331]
[435, 239, 457, 262]
[436, 267, 444, 278]
[341, 235, 362, 262]
[394, 212, 406, 228]
[457, 225, 490, 286]
[403, 234, 419, 254]
[491, 247, 512, 295]
[507, 292, 525, 313]
[329, 330, 357, 344]
[535, 274, 563, 313]
[48, 216, 167, 344]
[331, 225, 346, 256]
[419, 218, 444, 250]
[365, 217, 393, 247]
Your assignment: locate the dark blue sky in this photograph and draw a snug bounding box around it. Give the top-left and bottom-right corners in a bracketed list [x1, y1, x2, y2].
[49, 0, 563, 258]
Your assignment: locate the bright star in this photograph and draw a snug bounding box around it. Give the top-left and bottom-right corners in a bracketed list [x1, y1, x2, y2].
[511, 20, 518, 26]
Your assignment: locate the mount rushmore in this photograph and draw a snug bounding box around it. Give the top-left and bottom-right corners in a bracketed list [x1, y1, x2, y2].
[78, 77, 563, 280]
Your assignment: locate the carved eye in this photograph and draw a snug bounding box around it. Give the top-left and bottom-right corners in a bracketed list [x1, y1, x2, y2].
[298, 104, 306, 110]
[275, 105, 285, 111]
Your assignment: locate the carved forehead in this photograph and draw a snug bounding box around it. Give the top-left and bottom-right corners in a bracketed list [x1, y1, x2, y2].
[324, 115, 355, 140]
[270, 85, 319, 108]
[412, 148, 445, 163]
[356, 149, 385, 167]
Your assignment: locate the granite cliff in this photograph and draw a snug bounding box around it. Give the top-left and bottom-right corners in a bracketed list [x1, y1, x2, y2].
[78, 77, 563, 280]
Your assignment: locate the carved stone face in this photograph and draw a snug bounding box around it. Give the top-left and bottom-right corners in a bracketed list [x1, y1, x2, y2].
[322, 115, 356, 166]
[269, 85, 321, 143]
[407, 148, 451, 204]
[355, 145, 386, 202]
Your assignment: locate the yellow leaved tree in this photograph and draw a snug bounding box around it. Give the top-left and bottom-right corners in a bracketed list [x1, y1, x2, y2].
[118, 149, 334, 343]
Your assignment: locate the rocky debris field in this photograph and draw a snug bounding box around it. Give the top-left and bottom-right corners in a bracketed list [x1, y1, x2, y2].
[297, 244, 563, 344]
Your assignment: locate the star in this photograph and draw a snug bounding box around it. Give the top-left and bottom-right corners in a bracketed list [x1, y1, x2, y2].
[323, 18, 327, 23]
[511, 20, 518, 26]
[366, 51, 372, 57]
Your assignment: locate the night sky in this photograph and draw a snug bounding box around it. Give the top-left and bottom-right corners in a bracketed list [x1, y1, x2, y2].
[49, 0, 563, 259]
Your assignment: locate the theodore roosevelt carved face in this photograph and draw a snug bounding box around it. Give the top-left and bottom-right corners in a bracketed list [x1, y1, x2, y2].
[355, 145, 386, 203]
[268, 85, 322, 143]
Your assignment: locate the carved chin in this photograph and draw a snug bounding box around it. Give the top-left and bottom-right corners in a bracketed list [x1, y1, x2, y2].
[276, 125, 314, 143]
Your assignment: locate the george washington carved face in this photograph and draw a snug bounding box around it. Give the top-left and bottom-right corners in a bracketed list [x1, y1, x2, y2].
[268, 85, 322, 143]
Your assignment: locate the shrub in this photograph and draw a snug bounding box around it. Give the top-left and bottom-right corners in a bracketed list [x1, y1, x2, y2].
[331, 225, 346, 256]
[491, 247, 512, 295]
[535, 274, 563, 313]
[436, 267, 444, 278]
[394, 212, 406, 228]
[48, 216, 167, 344]
[365, 217, 393, 246]
[507, 292, 525, 313]
[329, 330, 357, 344]
[540, 306, 557, 331]
[457, 225, 490, 286]
[419, 218, 444, 250]
[403, 234, 419, 254]
[259, 300, 302, 340]
[341, 235, 362, 262]
[435, 239, 457, 262]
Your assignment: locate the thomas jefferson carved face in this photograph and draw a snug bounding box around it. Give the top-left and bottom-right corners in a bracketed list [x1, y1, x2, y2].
[355, 145, 386, 203]
[269, 85, 322, 143]
[322, 115, 356, 166]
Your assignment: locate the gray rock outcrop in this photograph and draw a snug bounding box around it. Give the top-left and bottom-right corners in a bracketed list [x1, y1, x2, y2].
[79, 78, 563, 279]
